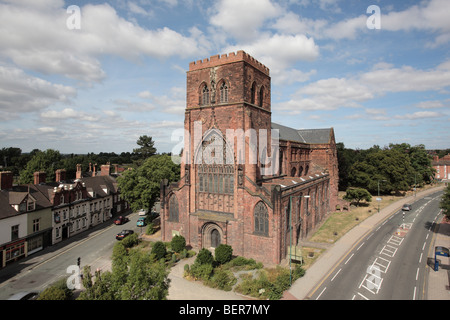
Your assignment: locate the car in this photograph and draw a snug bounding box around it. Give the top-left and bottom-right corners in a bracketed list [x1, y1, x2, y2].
[8, 291, 39, 300]
[137, 217, 146, 227]
[402, 204, 412, 211]
[116, 230, 134, 240]
[114, 216, 129, 225]
[138, 209, 147, 216]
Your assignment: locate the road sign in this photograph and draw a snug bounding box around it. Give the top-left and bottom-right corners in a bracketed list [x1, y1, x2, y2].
[434, 246, 449, 271]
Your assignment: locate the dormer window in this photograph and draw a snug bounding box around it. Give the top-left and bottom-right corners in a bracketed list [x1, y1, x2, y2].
[27, 200, 35, 211]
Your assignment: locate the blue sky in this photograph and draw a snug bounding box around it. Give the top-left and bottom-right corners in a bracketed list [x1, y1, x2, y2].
[0, 0, 449, 155]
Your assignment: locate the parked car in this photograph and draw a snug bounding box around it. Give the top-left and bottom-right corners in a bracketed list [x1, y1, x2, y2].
[402, 204, 412, 211]
[116, 230, 134, 240]
[114, 216, 129, 225]
[137, 217, 146, 227]
[138, 209, 147, 216]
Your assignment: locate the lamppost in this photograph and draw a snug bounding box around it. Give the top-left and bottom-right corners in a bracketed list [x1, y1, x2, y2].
[289, 194, 310, 285]
[377, 179, 387, 213]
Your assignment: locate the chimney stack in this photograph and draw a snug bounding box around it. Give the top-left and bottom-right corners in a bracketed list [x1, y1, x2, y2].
[0, 171, 13, 190]
[55, 169, 66, 182]
[34, 171, 46, 184]
[76, 164, 82, 179]
[100, 163, 111, 176]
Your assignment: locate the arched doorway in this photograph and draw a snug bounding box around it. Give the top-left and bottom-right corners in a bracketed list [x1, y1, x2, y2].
[202, 223, 223, 248]
[211, 229, 221, 248]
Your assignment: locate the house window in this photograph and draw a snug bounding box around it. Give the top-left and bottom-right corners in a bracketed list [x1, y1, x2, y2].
[169, 195, 179, 222]
[11, 225, 19, 241]
[254, 202, 269, 236]
[202, 84, 209, 105]
[27, 201, 35, 211]
[33, 219, 40, 233]
[220, 82, 228, 103]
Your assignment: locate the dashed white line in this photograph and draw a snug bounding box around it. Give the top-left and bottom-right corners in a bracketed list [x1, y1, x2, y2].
[345, 253, 354, 264]
[419, 252, 423, 263]
[316, 287, 327, 300]
[331, 268, 341, 282]
[416, 268, 420, 281]
[422, 242, 427, 251]
[357, 242, 365, 251]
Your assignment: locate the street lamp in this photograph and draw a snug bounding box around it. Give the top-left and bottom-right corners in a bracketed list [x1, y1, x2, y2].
[377, 179, 387, 213]
[289, 194, 310, 285]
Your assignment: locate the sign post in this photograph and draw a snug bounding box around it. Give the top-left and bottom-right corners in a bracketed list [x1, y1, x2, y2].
[434, 246, 449, 271]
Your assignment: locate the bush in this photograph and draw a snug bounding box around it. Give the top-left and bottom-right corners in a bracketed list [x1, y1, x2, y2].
[151, 241, 167, 260]
[195, 248, 214, 265]
[215, 244, 233, 265]
[207, 268, 236, 291]
[189, 262, 213, 280]
[171, 235, 186, 253]
[146, 222, 155, 235]
[121, 233, 139, 248]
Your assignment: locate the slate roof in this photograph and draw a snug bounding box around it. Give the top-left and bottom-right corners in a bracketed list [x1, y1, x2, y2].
[271, 122, 333, 144]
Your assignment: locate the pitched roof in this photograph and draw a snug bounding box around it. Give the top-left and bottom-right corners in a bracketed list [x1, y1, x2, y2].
[0, 191, 19, 220]
[271, 122, 333, 144]
[81, 175, 119, 197]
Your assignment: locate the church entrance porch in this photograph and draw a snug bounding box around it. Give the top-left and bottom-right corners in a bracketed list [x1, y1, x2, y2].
[201, 222, 223, 249]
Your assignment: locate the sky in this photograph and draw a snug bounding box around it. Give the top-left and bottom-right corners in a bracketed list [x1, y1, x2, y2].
[0, 0, 449, 155]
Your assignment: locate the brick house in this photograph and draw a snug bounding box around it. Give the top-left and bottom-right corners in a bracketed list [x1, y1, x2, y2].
[160, 51, 339, 265]
[432, 154, 450, 181]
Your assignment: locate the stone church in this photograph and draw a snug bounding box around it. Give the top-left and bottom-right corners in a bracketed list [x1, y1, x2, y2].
[160, 51, 338, 265]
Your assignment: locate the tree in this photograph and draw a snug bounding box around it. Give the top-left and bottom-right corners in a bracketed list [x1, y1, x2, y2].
[19, 149, 62, 184]
[133, 135, 157, 159]
[343, 188, 372, 206]
[171, 235, 186, 253]
[215, 244, 233, 265]
[117, 154, 180, 212]
[440, 184, 450, 220]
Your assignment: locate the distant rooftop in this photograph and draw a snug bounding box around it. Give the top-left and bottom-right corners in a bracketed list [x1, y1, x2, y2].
[271, 122, 333, 144]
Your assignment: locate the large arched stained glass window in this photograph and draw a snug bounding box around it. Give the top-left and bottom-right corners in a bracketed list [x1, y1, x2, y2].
[254, 201, 269, 236]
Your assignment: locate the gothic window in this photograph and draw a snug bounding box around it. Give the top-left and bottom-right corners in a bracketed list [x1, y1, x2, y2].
[169, 195, 179, 222]
[251, 82, 257, 104]
[254, 201, 269, 236]
[259, 86, 264, 108]
[201, 84, 209, 105]
[198, 164, 234, 195]
[220, 82, 228, 103]
[291, 167, 296, 177]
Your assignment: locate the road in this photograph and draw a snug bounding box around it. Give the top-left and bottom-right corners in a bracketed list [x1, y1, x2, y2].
[0, 212, 141, 300]
[310, 190, 443, 300]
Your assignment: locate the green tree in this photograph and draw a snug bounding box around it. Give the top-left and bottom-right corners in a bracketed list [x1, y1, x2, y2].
[215, 244, 233, 265]
[171, 235, 186, 253]
[120, 251, 170, 300]
[117, 154, 180, 212]
[133, 135, 157, 159]
[19, 149, 62, 184]
[440, 184, 450, 220]
[343, 188, 372, 206]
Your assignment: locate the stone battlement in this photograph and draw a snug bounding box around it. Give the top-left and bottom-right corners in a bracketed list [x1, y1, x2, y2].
[189, 50, 270, 75]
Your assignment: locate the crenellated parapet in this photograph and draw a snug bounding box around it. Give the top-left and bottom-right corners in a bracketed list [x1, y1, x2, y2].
[189, 50, 270, 76]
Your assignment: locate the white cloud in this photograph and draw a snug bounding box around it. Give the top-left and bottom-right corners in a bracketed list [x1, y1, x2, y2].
[0, 65, 76, 115]
[394, 111, 443, 120]
[209, 0, 282, 42]
[277, 61, 450, 114]
[0, 2, 208, 83]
